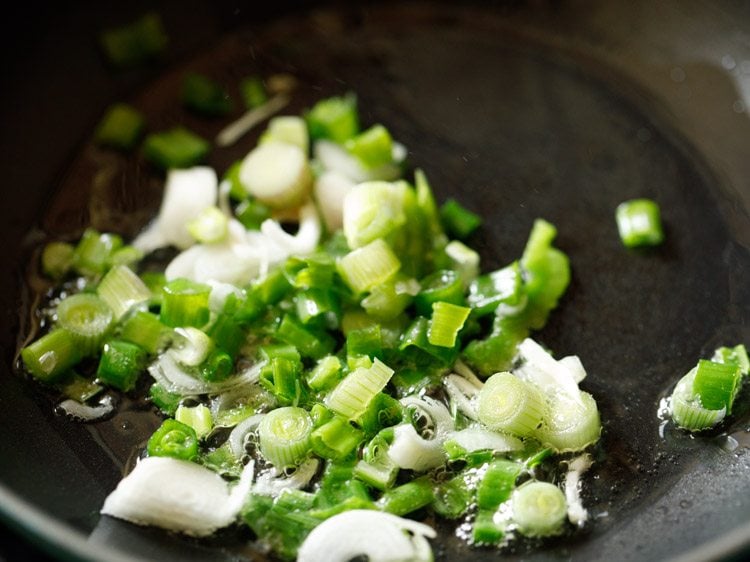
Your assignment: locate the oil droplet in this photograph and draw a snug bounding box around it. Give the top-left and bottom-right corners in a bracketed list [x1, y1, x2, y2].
[722, 55, 737, 70]
[670, 67, 686, 83]
[733, 100, 746, 113]
[679, 499, 692, 509]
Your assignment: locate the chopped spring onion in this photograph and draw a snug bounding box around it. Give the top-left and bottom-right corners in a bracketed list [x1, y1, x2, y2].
[440, 199, 482, 240]
[147, 419, 199, 461]
[414, 269, 464, 316]
[325, 358, 394, 419]
[477, 459, 522, 510]
[73, 229, 123, 277]
[56, 293, 114, 357]
[337, 238, 401, 294]
[310, 415, 364, 461]
[143, 128, 210, 171]
[21, 329, 81, 382]
[692, 359, 741, 413]
[239, 76, 268, 109]
[160, 278, 211, 328]
[427, 301, 470, 348]
[41, 241, 75, 280]
[97, 340, 146, 391]
[175, 404, 213, 439]
[120, 311, 170, 355]
[342, 181, 406, 249]
[473, 510, 506, 545]
[670, 367, 726, 431]
[713, 344, 750, 375]
[477, 372, 545, 438]
[182, 73, 232, 117]
[99, 12, 167, 68]
[345, 124, 394, 169]
[444, 240, 480, 287]
[378, 477, 434, 516]
[96, 265, 151, 320]
[260, 116, 309, 153]
[95, 103, 145, 151]
[445, 427, 523, 455]
[238, 141, 312, 209]
[305, 93, 359, 144]
[258, 407, 313, 468]
[536, 391, 601, 452]
[511, 481, 567, 537]
[615, 198, 664, 248]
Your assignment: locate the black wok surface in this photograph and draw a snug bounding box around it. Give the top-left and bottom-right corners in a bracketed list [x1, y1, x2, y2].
[1, 1, 750, 561]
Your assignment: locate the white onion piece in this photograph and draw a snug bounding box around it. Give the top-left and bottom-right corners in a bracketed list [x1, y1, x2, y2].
[452, 359, 484, 387]
[297, 509, 435, 562]
[444, 373, 482, 421]
[101, 457, 252, 537]
[165, 220, 265, 285]
[314, 170, 356, 230]
[58, 396, 114, 422]
[514, 338, 584, 404]
[228, 413, 266, 458]
[448, 427, 523, 453]
[314, 140, 404, 183]
[148, 353, 265, 396]
[559, 355, 587, 384]
[260, 202, 321, 256]
[239, 141, 312, 209]
[170, 327, 212, 367]
[564, 454, 594, 526]
[253, 458, 320, 496]
[400, 396, 454, 433]
[314, 140, 369, 183]
[387, 424, 446, 472]
[132, 167, 218, 253]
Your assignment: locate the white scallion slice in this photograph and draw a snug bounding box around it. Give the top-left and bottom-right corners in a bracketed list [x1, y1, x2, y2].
[445, 427, 523, 454]
[187, 206, 229, 244]
[170, 327, 213, 367]
[297, 509, 435, 562]
[514, 338, 583, 404]
[477, 372, 545, 437]
[337, 238, 401, 294]
[564, 453, 594, 527]
[132, 167, 218, 252]
[259, 115, 309, 153]
[239, 141, 312, 209]
[342, 181, 407, 249]
[175, 404, 213, 439]
[314, 170, 356, 231]
[511, 480, 568, 538]
[56, 293, 114, 356]
[536, 391, 601, 452]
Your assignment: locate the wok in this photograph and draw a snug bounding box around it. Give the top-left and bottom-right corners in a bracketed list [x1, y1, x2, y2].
[1, 1, 750, 560]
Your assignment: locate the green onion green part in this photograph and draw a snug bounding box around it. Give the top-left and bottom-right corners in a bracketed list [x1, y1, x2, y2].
[21, 329, 81, 382]
[95, 103, 145, 150]
[615, 198, 664, 248]
[147, 419, 199, 461]
[143, 127, 210, 170]
[56, 293, 114, 357]
[97, 265, 152, 320]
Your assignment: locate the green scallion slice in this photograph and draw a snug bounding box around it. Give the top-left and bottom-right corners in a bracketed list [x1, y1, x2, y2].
[693, 359, 741, 413]
[21, 329, 81, 383]
[96, 340, 146, 391]
[258, 407, 313, 468]
[95, 103, 145, 150]
[175, 404, 213, 439]
[477, 459, 522, 511]
[56, 293, 114, 357]
[615, 198, 664, 248]
[143, 127, 210, 170]
[440, 198, 482, 240]
[536, 391, 601, 452]
[511, 480, 567, 537]
[147, 419, 198, 461]
[99, 12, 167, 68]
[337, 238, 401, 294]
[182, 73, 232, 117]
[306, 93, 359, 143]
[239, 76, 268, 109]
[477, 372, 545, 437]
[325, 358, 394, 419]
[427, 301, 470, 348]
[41, 242, 75, 280]
[160, 278, 211, 328]
[345, 124, 393, 168]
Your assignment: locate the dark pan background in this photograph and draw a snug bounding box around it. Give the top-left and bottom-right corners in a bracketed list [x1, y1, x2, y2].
[1, 1, 750, 561]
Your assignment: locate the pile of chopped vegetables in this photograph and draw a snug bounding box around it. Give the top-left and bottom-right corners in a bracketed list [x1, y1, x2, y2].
[20, 90, 603, 561]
